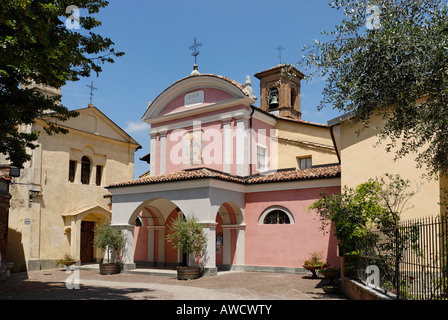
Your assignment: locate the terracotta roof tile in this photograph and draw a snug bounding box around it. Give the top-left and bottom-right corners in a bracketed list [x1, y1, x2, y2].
[108, 168, 245, 188]
[246, 165, 341, 184]
[108, 165, 340, 189]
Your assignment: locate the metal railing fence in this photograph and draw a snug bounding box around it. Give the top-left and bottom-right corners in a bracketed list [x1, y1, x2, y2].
[352, 215, 448, 300]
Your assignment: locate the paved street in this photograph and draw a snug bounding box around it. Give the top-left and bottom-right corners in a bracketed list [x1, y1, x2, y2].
[0, 267, 347, 300]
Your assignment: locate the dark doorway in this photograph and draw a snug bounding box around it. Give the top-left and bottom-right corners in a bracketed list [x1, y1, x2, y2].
[81, 221, 95, 263]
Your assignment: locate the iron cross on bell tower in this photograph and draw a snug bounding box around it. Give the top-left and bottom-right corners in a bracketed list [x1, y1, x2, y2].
[276, 44, 285, 64]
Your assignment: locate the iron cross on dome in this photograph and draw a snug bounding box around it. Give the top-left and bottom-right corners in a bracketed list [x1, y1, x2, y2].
[189, 37, 202, 65]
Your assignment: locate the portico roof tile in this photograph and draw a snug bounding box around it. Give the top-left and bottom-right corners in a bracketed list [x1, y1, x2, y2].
[108, 165, 340, 189]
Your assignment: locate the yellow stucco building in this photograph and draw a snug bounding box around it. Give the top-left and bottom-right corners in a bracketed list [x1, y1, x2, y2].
[2, 86, 140, 272]
[328, 112, 447, 220]
[276, 117, 338, 170]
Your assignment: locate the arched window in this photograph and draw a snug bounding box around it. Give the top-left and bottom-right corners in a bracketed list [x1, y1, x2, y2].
[258, 206, 295, 225]
[81, 156, 91, 185]
[264, 210, 290, 224]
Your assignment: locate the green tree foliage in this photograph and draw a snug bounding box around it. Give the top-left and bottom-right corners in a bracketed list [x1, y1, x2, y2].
[0, 0, 124, 168]
[93, 219, 125, 263]
[166, 215, 208, 267]
[301, 0, 448, 177]
[309, 174, 415, 256]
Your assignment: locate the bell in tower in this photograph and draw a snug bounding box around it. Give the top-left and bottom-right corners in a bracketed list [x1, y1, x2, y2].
[254, 64, 304, 120]
[268, 88, 279, 109]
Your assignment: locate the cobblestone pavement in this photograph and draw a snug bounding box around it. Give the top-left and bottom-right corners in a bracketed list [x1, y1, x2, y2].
[0, 268, 347, 300]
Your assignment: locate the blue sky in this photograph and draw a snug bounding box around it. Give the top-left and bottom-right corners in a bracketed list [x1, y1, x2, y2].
[61, 0, 348, 178]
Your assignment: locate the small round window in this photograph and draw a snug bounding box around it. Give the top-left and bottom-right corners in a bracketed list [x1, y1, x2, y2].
[263, 210, 291, 224]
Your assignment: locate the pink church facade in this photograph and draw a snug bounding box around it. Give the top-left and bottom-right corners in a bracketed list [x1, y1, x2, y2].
[107, 66, 341, 275]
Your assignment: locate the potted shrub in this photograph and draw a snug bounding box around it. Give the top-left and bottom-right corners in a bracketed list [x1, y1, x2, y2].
[302, 251, 326, 279]
[93, 219, 125, 275]
[166, 215, 208, 280]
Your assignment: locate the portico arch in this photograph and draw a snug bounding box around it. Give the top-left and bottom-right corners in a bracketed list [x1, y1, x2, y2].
[215, 201, 245, 269]
[131, 198, 185, 268]
[127, 197, 179, 227]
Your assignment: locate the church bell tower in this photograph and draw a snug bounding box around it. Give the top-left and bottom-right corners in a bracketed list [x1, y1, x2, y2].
[254, 64, 304, 120]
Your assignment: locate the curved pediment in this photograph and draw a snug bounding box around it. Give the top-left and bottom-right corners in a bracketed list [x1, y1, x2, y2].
[142, 74, 256, 123]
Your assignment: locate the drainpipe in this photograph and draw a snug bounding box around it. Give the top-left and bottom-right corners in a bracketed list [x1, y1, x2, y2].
[329, 125, 341, 164]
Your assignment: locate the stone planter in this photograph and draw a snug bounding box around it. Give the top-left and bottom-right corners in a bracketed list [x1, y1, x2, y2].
[99, 263, 120, 275]
[176, 266, 201, 280]
[322, 285, 340, 294]
[64, 261, 77, 268]
[303, 265, 323, 279]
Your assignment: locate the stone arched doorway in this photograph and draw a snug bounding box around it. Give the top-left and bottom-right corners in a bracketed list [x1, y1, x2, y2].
[62, 205, 111, 263]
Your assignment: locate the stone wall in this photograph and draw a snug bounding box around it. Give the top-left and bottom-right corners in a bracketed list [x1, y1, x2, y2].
[339, 257, 395, 300]
[341, 277, 395, 300]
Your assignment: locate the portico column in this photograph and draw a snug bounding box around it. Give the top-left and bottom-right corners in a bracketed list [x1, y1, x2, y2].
[157, 226, 166, 266]
[201, 222, 217, 276]
[147, 226, 155, 263]
[113, 224, 135, 271]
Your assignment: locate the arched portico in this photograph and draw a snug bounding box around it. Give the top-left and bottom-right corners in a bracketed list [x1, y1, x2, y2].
[108, 181, 246, 275]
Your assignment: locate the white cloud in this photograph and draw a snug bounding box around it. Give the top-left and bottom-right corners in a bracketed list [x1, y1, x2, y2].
[124, 120, 150, 133]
